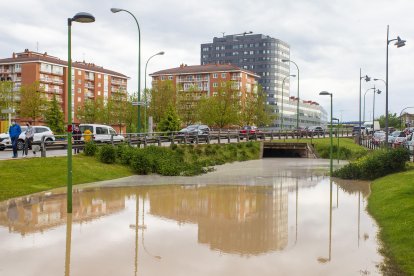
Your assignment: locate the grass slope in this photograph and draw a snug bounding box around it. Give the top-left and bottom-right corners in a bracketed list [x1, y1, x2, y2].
[367, 163, 414, 275]
[0, 155, 133, 201]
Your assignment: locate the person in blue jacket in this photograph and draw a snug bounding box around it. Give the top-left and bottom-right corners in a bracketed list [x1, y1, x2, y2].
[9, 120, 22, 158]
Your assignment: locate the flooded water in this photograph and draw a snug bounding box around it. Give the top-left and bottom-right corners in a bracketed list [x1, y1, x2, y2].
[0, 159, 382, 276]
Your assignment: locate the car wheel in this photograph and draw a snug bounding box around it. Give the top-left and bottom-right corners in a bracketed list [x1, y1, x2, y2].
[17, 139, 25, 150]
[45, 138, 54, 144]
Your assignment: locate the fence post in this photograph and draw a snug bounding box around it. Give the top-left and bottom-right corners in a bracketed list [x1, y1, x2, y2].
[218, 129, 221, 144]
[207, 133, 211, 144]
[196, 134, 199, 144]
[111, 134, 114, 146]
[170, 133, 174, 146]
[128, 134, 132, 146]
[271, 130, 274, 141]
[227, 130, 231, 144]
[41, 136, 46, 157]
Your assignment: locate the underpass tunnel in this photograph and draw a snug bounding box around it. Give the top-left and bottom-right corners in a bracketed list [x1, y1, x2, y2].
[262, 148, 305, 158]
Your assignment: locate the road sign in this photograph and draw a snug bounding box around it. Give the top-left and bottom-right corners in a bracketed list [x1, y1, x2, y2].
[1, 108, 15, 114]
[132, 101, 146, 106]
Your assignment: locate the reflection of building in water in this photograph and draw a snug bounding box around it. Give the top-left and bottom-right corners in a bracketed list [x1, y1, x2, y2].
[148, 185, 289, 255]
[0, 188, 126, 235]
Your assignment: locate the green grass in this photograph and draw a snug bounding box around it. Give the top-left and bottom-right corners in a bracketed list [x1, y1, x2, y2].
[0, 155, 133, 201]
[367, 163, 414, 275]
[271, 137, 367, 160]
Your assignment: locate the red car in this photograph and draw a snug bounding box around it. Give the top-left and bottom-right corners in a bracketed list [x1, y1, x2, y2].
[239, 126, 261, 139]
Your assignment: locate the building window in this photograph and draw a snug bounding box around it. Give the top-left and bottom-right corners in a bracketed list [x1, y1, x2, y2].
[77, 97, 81, 102]
[161, 76, 166, 80]
[78, 79, 81, 84]
[77, 88, 81, 93]
[213, 73, 218, 79]
[78, 70, 81, 76]
[213, 82, 218, 87]
[221, 73, 226, 78]
[168, 76, 173, 80]
[98, 74, 101, 79]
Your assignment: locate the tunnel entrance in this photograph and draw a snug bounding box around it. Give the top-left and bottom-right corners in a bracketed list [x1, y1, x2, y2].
[261, 142, 312, 158]
[263, 148, 303, 158]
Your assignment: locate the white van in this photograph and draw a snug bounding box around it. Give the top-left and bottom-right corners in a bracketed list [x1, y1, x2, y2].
[79, 124, 125, 143]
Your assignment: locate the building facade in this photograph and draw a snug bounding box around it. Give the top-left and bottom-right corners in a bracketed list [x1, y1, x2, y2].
[0, 49, 128, 123]
[200, 33, 327, 129]
[150, 63, 259, 113]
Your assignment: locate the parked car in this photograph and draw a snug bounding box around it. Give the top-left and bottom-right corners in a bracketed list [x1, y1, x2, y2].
[372, 131, 386, 145]
[352, 126, 367, 136]
[79, 124, 125, 143]
[0, 126, 55, 150]
[393, 132, 407, 147]
[306, 126, 325, 136]
[404, 133, 414, 152]
[388, 131, 404, 145]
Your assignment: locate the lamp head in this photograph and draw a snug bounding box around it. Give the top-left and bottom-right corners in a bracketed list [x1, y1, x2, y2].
[290, 74, 296, 77]
[364, 76, 371, 82]
[111, 8, 123, 13]
[377, 89, 382, 95]
[158, 51, 165, 55]
[319, 91, 331, 96]
[395, 36, 406, 48]
[332, 117, 339, 121]
[71, 12, 95, 23]
[281, 59, 289, 63]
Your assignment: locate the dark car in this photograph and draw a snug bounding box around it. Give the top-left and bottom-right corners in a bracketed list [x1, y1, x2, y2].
[178, 124, 210, 136]
[306, 126, 325, 136]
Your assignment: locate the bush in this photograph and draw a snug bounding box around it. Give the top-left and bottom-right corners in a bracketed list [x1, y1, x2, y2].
[84, 142, 97, 156]
[116, 145, 135, 165]
[333, 148, 410, 180]
[130, 151, 151, 174]
[99, 144, 116, 164]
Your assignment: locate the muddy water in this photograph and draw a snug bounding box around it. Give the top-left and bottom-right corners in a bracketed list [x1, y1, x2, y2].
[0, 159, 382, 276]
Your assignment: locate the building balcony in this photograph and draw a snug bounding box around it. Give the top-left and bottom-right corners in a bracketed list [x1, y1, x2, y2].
[40, 77, 53, 83]
[84, 83, 95, 89]
[86, 92, 95, 98]
[52, 79, 64, 85]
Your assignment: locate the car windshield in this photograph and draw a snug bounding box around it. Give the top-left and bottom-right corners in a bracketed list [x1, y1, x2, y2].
[186, 125, 198, 130]
[391, 131, 401, 137]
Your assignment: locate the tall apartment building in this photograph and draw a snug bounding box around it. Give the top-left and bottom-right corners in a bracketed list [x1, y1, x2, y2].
[201, 33, 327, 128]
[0, 49, 128, 123]
[150, 63, 259, 113]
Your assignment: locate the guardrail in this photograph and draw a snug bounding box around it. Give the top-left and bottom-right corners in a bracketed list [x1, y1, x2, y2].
[31, 129, 355, 158]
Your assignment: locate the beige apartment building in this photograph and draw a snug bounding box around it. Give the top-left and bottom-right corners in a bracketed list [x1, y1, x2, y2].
[0, 49, 128, 123]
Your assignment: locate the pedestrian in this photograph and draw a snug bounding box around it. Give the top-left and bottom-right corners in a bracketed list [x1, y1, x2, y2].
[72, 125, 82, 154]
[84, 128, 93, 143]
[9, 120, 21, 158]
[23, 122, 34, 157]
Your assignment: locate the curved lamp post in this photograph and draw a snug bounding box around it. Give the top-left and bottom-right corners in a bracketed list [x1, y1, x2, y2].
[111, 8, 142, 133]
[385, 25, 406, 146]
[282, 59, 300, 130]
[399, 107, 414, 129]
[144, 51, 164, 132]
[332, 117, 340, 164]
[320, 91, 333, 176]
[363, 87, 375, 123]
[281, 74, 296, 129]
[359, 70, 370, 144]
[372, 89, 381, 132]
[67, 12, 95, 213]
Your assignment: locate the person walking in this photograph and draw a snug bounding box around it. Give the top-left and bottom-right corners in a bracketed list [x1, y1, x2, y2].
[9, 120, 21, 158]
[23, 122, 34, 157]
[72, 125, 82, 154]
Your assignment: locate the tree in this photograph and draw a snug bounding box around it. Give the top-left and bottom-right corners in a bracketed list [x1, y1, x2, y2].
[176, 85, 200, 126]
[240, 85, 274, 127]
[0, 81, 16, 120]
[108, 91, 129, 133]
[44, 94, 65, 133]
[19, 81, 47, 124]
[197, 82, 241, 128]
[76, 98, 105, 123]
[147, 80, 176, 125]
[378, 112, 401, 129]
[157, 103, 181, 132]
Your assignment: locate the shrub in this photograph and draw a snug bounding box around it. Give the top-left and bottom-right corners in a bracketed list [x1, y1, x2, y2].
[117, 145, 135, 165]
[99, 144, 116, 164]
[333, 148, 410, 180]
[130, 151, 151, 174]
[84, 142, 98, 156]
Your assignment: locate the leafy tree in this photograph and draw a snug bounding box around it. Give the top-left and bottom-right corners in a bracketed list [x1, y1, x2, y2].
[0, 81, 16, 120]
[19, 81, 47, 124]
[240, 85, 273, 127]
[197, 81, 241, 128]
[176, 85, 200, 126]
[44, 94, 65, 133]
[107, 91, 129, 133]
[157, 103, 181, 132]
[378, 112, 401, 129]
[147, 80, 176, 125]
[124, 93, 138, 133]
[76, 98, 105, 123]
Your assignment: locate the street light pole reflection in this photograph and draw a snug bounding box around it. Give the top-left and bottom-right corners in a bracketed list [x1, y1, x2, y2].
[141, 197, 161, 260]
[317, 179, 333, 263]
[65, 213, 73, 276]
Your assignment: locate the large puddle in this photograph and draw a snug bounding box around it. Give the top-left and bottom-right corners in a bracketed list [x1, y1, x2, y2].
[0, 159, 382, 275]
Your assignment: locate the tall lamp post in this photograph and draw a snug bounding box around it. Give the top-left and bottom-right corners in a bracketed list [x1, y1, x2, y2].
[372, 88, 381, 132]
[332, 117, 340, 164]
[385, 25, 406, 147]
[144, 51, 164, 132]
[363, 87, 375, 123]
[67, 12, 95, 214]
[359, 69, 370, 144]
[281, 74, 296, 129]
[282, 59, 300, 130]
[320, 91, 333, 176]
[111, 8, 142, 133]
[399, 107, 414, 129]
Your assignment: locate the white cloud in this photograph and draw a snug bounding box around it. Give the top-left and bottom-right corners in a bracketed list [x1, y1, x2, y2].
[0, 0, 412, 121]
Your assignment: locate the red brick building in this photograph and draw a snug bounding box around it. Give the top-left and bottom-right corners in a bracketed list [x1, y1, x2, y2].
[0, 49, 128, 123]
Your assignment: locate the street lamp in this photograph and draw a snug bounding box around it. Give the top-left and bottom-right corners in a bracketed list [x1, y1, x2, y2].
[144, 51, 165, 132]
[282, 59, 300, 130]
[372, 89, 381, 133]
[67, 12, 95, 214]
[399, 107, 414, 129]
[332, 117, 340, 164]
[385, 25, 406, 146]
[111, 8, 142, 133]
[320, 91, 333, 176]
[359, 69, 370, 144]
[363, 87, 375, 123]
[281, 74, 296, 129]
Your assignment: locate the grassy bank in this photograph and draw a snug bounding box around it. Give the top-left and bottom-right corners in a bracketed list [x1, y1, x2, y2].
[367, 163, 414, 275]
[0, 155, 133, 201]
[270, 137, 367, 160]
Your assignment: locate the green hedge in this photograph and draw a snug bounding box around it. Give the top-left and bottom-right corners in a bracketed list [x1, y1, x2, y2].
[89, 141, 260, 176]
[333, 148, 410, 180]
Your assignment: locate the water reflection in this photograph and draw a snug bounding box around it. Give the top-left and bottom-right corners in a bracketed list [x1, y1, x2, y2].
[0, 167, 380, 276]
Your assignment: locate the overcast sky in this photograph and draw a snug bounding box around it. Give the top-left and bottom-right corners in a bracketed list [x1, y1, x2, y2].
[0, 0, 412, 121]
